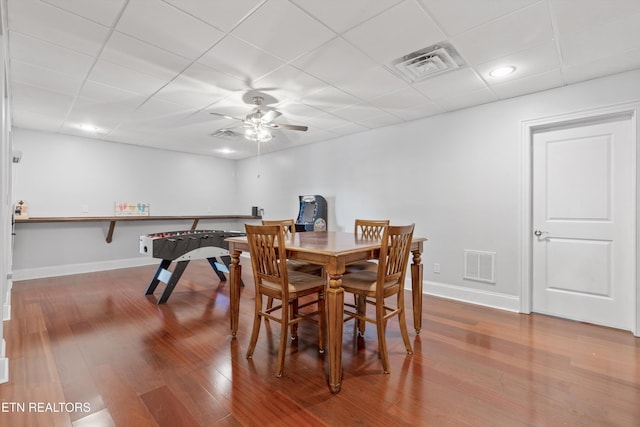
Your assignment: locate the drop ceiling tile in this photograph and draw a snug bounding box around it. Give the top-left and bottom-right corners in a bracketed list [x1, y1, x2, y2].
[343, 0, 446, 64]
[153, 63, 241, 109]
[563, 47, 640, 85]
[490, 69, 565, 100]
[42, 0, 127, 26]
[128, 98, 196, 128]
[78, 81, 145, 105]
[101, 32, 191, 80]
[198, 35, 285, 83]
[302, 112, 351, 131]
[11, 82, 75, 118]
[421, 0, 539, 36]
[434, 86, 497, 111]
[476, 41, 561, 84]
[331, 102, 386, 122]
[298, 86, 360, 113]
[10, 59, 82, 96]
[9, 31, 95, 77]
[255, 66, 328, 101]
[232, 0, 336, 61]
[355, 111, 405, 128]
[328, 122, 370, 136]
[452, 2, 554, 65]
[294, 37, 377, 84]
[291, 0, 402, 33]
[413, 67, 486, 100]
[334, 66, 407, 101]
[116, 0, 224, 60]
[369, 87, 443, 120]
[550, 0, 640, 37]
[88, 60, 169, 97]
[164, 0, 262, 31]
[12, 108, 64, 132]
[8, 0, 110, 56]
[559, 12, 640, 66]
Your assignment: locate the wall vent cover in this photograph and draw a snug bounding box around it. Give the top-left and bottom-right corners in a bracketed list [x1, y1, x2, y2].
[464, 250, 496, 284]
[386, 41, 466, 84]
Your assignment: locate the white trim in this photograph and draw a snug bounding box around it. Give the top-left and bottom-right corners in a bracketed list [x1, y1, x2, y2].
[521, 101, 640, 336]
[3, 279, 10, 321]
[0, 339, 8, 384]
[424, 280, 520, 312]
[12, 257, 158, 281]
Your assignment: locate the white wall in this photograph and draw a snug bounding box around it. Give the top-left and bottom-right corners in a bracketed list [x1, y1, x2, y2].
[236, 69, 640, 311]
[11, 129, 245, 279]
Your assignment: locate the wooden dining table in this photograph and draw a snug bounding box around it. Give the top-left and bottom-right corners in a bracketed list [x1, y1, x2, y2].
[225, 231, 427, 394]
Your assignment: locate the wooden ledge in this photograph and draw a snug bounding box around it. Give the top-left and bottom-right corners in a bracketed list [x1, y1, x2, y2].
[15, 215, 261, 243]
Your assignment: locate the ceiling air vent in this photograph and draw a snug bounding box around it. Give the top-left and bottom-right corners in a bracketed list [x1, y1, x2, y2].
[210, 129, 241, 140]
[386, 41, 466, 84]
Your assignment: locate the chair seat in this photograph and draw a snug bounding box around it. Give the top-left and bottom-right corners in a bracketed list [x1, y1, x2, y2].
[341, 270, 399, 295]
[345, 260, 378, 273]
[288, 259, 324, 275]
[264, 270, 326, 294]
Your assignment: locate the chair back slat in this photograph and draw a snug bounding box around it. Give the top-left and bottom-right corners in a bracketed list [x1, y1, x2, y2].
[262, 219, 295, 237]
[246, 224, 288, 286]
[354, 219, 389, 239]
[379, 224, 415, 286]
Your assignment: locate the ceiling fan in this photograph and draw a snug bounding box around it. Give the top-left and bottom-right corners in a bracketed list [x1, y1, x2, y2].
[210, 96, 308, 142]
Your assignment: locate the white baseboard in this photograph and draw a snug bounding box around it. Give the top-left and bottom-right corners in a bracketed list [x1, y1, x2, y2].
[422, 280, 521, 312]
[0, 339, 8, 384]
[12, 257, 158, 281]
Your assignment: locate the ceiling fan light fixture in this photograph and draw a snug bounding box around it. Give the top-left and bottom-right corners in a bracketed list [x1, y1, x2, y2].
[245, 123, 272, 142]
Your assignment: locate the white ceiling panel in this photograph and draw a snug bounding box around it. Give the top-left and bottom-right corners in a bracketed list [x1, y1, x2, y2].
[421, 0, 540, 36]
[198, 35, 285, 83]
[452, 2, 554, 65]
[116, 0, 224, 60]
[7, 0, 640, 159]
[10, 59, 82, 96]
[100, 32, 191, 81]
[88, 60, 167, 97]
[163, 0, 264, 32]
[343, 0, 446, 64]
[291, 0, 402, 33]
[231, 0, 335, 61]
[9, 31, 95, 77]
[42, 0, 127, 27]
[8, 0, 110, 56]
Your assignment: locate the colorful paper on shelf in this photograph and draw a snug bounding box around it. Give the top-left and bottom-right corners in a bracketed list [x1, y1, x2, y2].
[115, 202, 150, 216]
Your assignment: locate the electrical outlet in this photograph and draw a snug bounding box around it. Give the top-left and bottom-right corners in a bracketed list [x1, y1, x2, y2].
[434, 263, 441, 274]
[82, 205, 89, 213]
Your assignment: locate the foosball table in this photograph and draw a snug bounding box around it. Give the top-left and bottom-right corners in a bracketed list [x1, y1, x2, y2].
[140, 229, 245, 304]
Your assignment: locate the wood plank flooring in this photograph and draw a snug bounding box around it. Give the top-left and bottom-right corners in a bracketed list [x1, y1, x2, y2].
[1, 261, 639, 426]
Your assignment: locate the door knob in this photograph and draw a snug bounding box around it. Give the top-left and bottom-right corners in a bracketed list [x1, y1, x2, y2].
[534, 230, 548, 237]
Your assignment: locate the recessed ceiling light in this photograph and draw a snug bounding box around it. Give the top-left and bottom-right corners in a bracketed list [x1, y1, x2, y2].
[218, 148, 234, 154]
[489, 65, 516, 78]
[78, 123, 99, 133]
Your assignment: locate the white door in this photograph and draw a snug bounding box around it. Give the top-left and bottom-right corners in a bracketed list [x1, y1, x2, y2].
[532, 117, 635, 330]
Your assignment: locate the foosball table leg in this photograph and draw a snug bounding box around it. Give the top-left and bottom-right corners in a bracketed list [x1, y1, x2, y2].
[207, 257, 228, 282]
[158, 260, 190, 304]
[145, 259, 172, 296]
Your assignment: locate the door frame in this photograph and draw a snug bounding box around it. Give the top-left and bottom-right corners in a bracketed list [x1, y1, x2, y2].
[520, 102, 640, 336]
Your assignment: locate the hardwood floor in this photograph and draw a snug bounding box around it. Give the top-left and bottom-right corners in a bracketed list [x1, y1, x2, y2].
[1, 261, 639, 426]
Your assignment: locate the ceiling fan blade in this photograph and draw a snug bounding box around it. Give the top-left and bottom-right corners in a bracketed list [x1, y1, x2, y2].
[270, 123, 308, 132]
[261, 109, 282, 123]
[209, 112, 245, 122]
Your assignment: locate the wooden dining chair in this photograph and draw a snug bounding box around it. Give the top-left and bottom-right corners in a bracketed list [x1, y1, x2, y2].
[342, 224, 415, 374]
[262, 219, 324, 313]
[244, 224, 327, 378]
[345, 219, 390, 273]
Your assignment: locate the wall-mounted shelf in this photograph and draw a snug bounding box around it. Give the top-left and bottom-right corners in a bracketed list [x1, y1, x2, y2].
[14, 215, 261, 243]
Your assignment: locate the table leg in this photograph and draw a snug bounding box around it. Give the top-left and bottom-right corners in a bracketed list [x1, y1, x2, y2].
[411, 249, 423, 334]
[327, 273, 344, 394]
[230, 249, 242, 337]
